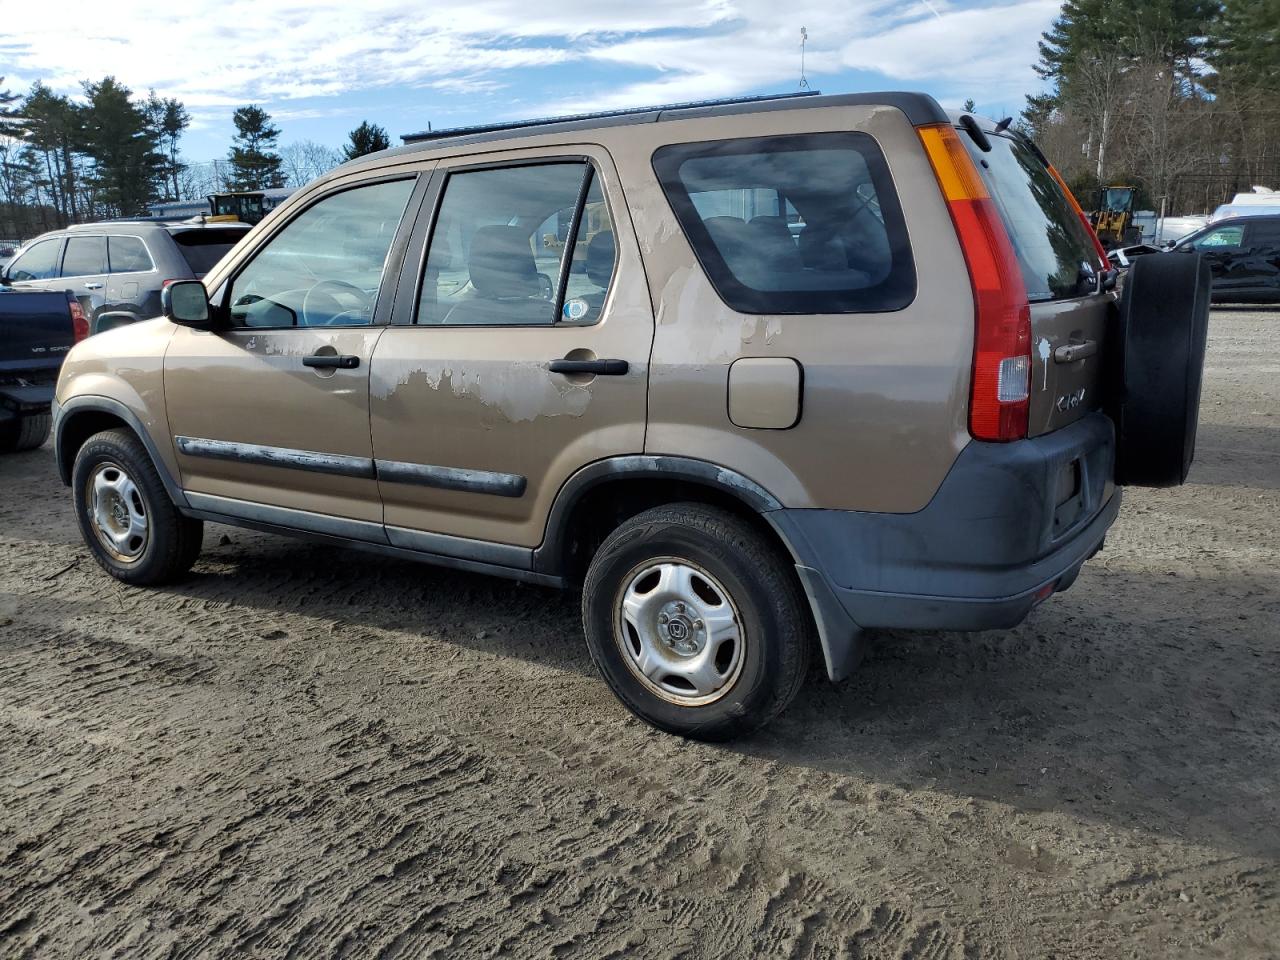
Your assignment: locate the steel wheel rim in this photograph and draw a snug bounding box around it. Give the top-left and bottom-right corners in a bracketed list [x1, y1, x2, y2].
[612, 557, 746, 707]
[85, 461, 149, 563]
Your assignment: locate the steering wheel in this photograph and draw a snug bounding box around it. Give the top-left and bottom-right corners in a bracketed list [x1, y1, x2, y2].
[301, 279, 373, 326]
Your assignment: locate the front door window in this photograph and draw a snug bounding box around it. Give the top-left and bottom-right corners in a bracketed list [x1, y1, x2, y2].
[227, 179, 415, 328]
[7, 238, 63, 281]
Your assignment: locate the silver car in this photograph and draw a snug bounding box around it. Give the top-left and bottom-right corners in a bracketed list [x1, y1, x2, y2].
[1, 221, 250, 335]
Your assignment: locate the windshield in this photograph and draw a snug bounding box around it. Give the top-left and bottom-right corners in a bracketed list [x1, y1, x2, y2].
[1102, 188, 1133, 212]
[964, 132, 1100, 301]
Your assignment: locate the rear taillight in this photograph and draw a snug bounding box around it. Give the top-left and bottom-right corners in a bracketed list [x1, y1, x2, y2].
[1047, 164, 1110, 270]
[67, 295, 89, 343]
[918, 123, 1030, 442]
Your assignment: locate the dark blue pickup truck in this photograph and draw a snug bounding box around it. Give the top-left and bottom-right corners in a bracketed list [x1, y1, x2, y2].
[0, 286, 86, 452]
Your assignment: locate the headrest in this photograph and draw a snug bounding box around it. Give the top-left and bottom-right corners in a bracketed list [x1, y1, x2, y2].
[468, 225, 538, 299]
[748, 216, 804, 272]
[798, 226, 848, 271]
[703, 216, 751, 255]
[585, 231, 615, 287]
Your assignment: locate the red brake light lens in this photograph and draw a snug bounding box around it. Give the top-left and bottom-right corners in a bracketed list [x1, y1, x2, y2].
[917, 123, 1030, 442]
[67, 296, 89, 343]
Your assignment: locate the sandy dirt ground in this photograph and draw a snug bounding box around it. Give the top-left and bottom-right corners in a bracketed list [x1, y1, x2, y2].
[1, 308, 1277, 959]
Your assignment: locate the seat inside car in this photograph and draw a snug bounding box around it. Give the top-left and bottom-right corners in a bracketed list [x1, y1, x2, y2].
[441, 225, 551, 325]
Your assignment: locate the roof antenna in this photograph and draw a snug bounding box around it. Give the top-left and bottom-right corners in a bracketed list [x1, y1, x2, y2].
[799, 27, 810, 91]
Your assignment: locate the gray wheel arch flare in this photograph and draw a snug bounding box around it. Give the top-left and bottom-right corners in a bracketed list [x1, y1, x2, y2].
[533, 455, 859, 681]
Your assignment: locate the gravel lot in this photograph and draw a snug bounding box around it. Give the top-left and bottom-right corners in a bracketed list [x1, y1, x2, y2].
[2, 307, 1277, 959]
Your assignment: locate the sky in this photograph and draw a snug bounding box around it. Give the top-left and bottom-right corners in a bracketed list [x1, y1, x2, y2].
[0, 0, 1061, 160]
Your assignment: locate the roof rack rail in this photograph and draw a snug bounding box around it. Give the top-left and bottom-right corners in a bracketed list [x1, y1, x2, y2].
[401, 90, 821, 144]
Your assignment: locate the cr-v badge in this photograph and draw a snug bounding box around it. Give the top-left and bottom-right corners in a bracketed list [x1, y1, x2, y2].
[1056, 387, 1086, 412]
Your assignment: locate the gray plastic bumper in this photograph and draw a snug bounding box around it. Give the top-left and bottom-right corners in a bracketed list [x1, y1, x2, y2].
[769, 413, 1120, 680]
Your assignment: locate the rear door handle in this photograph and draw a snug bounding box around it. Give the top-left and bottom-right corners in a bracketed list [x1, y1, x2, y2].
[1054, 340, 1098, 363]
[548, 358, 629, 376]
[303, 354, 360, 369]
[84, 282, 104, 290]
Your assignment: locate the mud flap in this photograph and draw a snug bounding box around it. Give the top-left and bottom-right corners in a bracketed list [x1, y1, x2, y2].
[794, 564, 866, 682]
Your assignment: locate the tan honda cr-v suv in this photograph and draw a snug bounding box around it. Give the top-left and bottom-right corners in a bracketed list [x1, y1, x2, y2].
[53, 92, 1210, 739]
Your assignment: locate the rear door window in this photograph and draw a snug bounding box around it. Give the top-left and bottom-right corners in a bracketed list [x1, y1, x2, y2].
[108, 236, 155, 273]
[963, 133, 1100, 301]
[61, 236, 107, 277]
[652, 133, 915, 314]
[417, 162, 615, 326]
[1245, 221, 1280, 249]
[170, 228, 248, 277]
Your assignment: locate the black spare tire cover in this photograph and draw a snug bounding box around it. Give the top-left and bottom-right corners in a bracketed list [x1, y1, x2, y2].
[1111, 252, 1211, 487]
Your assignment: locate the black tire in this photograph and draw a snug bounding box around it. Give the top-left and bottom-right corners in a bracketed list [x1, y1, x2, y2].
[582, 503, 811, 740]
[0, 413, 52, 453]
[1111, 252, 1212, 487]
[72, 428, 203, 585]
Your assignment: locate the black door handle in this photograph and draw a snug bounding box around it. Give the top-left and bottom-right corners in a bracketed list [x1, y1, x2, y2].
[548, 358, 628, 376]
[303, 354, 360, 369]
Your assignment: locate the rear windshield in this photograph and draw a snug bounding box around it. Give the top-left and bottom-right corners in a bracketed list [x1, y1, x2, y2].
[965, 132, 1099, 301]
[653, 133, 916, 314]
[170, 228, 247, 276]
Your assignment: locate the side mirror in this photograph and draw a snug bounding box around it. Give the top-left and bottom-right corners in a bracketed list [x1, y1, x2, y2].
[162, 280, 212, 328]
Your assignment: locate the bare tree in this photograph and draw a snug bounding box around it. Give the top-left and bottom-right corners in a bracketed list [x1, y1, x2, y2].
[1066, 48, 1130, 180]
[280, 141, 342, 189]
[1115, 56, 1215, 212]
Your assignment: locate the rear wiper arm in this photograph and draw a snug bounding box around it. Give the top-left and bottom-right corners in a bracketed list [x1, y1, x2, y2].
[957, 114, 991, 152]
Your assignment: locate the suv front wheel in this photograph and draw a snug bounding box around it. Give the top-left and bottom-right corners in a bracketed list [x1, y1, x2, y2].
[72, 429, 204, 585]
[582, 503, 811, 740]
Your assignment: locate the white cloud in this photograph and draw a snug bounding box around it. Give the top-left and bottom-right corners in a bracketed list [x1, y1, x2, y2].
[840, 1, 1059, 87]
[1, 0, 1056, 123]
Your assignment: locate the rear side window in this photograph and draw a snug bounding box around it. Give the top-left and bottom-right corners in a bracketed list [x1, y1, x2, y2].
[965, 133, 1099, 301]
[62, 236, 106, 277]
[170, 229, 247, 276]
[108, 236, 154, 273]
[652, 133, 915, 314]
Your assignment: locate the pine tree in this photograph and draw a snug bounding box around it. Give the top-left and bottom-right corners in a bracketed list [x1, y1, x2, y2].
[227, 105, 284, 191]
[1034, 0, 1217, 102]
[22, 82, 83, 223]
[0, 77, 22, 139]
[79, 77, 164, 217]
[144, 91, 190, 200]
[1209, 0, 1280, 93]
[342, 121, 391, 160]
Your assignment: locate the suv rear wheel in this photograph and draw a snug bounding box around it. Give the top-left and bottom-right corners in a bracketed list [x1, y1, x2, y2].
[582, 503, 811, 740]
[72, 429, 204, 585]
